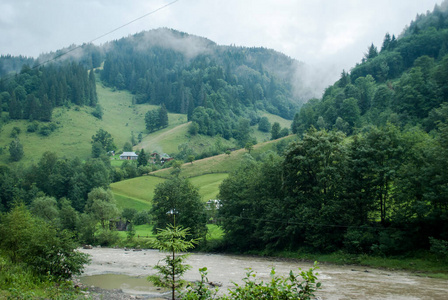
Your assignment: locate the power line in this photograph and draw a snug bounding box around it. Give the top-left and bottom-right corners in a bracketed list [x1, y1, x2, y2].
[3, 0, 181, 74]
[88, 0, 180, 45]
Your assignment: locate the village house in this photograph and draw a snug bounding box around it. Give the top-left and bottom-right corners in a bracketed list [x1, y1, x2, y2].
[119, 151, 138, 160]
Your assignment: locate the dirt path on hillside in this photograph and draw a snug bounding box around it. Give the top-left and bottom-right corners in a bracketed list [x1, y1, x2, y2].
[136, 122, 191, 152]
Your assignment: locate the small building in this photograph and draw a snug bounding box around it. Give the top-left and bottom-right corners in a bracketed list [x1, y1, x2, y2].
[120, 151, 138, 160]
[150, 152, 159, 164]
[160, 153, 173, 164]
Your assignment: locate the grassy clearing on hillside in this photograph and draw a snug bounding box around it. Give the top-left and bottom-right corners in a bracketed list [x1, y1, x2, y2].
[137, 122, 190, 154]
[252, 112, 293, 143]
[137, 122, 235, 157]
[189, 173, 229, 201]
[111, 176, 166, 202]
[111, 173, 228, 209]
[153, 135, 297, 178]
[0, 82, 186, 165]
[0, 78, 292, 166]
[261, 111, 293, 128]
[114, 193, 152, 211]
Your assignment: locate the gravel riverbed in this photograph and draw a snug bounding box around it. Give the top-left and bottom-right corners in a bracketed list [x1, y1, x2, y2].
[76, 247, 448, 300]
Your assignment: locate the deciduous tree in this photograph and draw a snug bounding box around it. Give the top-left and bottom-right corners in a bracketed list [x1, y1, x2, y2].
[151, 177, 207, 240]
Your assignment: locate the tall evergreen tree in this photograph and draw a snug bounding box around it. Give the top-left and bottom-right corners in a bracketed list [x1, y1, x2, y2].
[137, 149, 148, 167]
[159, 104, 169, 128]
[9, 139, 24, 162]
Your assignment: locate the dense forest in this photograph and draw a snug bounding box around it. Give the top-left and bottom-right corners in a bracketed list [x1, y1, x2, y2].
[0, 63, 98, 122]
[292, 3, 448, 135]
[217, 3, 448, 255]
[100, 29, 300, 139]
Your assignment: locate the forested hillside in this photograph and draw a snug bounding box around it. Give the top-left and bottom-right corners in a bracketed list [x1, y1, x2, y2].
[218, 3, 448, 255]
[292, 2, 448, 135]
[0, 63, 97, 122]
[99, 29, 301, 143]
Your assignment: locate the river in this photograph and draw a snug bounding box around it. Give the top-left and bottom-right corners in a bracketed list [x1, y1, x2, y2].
[78, 248, 448, 299]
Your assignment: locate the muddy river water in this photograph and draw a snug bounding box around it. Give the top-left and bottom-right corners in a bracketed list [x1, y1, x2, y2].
[78, 248, 447, 299]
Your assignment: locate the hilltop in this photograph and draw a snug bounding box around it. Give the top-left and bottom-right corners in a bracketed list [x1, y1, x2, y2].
[0, 28, 297, 165]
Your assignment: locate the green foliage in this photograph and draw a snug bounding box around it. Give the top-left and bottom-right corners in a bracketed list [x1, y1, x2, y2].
[123, 141, 133, 152]
[91, 104, 103, 119]
[91, 128, 116, 155]
[181, 267, 219, 300]
[95, 228, 120, 246]
[271, 122, 281, 140]
[9, 139, 24, 161]
[122, 207, 137, 222]
[84, 187, 119, 229]
[293, 7, 448, 136]
[26, 121, 39, 133]
[244, 142, 254, 153]
[218, 124, 448, 254]
[10, 126, 21, 138]
[134, 210, 151, 225]
[30, 196, 59, 223]
[182, 263, 321, 300]
[100, 28, 299, 122]
[149, 224, 199, 300]
[429, 237, 448, 260]
[137, 148, 148, 167]
[0, 204, 90, 280]
[258, 116, 271, 132]
[145, 104, 169, 132]
[151, 177, 208, 241]
[227, 264, 321, 300]
[0, 62, 97, 122]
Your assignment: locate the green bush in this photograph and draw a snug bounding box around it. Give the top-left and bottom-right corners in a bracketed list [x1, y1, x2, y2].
[10, 127, 21, 138]
[343, 226, 377, 254]
[95, 228, 119, 246]
[181, 263, 321, 300]
[429, 237, 448, 260]
[0, 204, 90, 280]
[134, 210, 150, 225]
[27, 122, 39, 132]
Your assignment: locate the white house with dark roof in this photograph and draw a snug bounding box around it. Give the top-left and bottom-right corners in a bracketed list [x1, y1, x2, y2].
[119, 152, 138, 160]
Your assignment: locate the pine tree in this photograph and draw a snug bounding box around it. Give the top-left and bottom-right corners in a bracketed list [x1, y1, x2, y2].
[159, 104, 169, 128]
[137, 149, 148, 167]
[9, 139, 24, 161]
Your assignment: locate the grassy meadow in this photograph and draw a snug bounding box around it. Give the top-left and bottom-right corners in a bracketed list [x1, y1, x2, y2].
[111, 172, 229, 211]
[252, 111, 293, 143]
[0, 75, 293, 166]
[153, 134, 297, 178]
[0, 81, 188, 165]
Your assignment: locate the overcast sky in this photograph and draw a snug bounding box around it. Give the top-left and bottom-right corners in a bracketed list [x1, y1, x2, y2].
[0, 0, 443, 94]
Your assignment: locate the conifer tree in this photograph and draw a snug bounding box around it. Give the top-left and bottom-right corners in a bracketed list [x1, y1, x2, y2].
[159, 103, 169, 128]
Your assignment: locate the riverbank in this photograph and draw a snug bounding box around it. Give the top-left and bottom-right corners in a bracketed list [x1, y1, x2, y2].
[77, 247, 448, 299]
[260, 249, 448, 279]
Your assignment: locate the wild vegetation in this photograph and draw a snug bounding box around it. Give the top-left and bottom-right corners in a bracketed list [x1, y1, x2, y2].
[1, 2, 448, 298]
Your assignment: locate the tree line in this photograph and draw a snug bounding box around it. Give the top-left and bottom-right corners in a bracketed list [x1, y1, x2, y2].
[0, 62, 98, 122]
[218, 120, 448, 255]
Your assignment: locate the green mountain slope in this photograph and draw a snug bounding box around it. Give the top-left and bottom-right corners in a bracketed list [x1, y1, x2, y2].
[293, 2, 448, 136]
[0, 83, 150, 165]
[110, 135, 295, 210]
